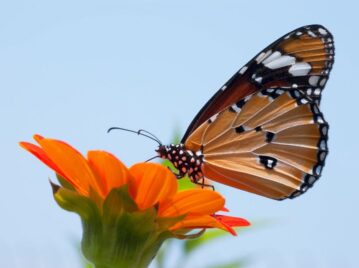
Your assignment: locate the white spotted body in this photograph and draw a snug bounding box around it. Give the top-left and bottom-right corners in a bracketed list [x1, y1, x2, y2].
[156, 144, 204, 182]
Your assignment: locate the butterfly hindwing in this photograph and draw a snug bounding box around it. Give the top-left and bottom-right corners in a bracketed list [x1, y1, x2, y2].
[182, 25, 334, 143]
[185, 88, 328, 200]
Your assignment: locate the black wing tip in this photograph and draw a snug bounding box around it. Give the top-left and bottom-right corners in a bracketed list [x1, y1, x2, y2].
[295, 24, 333, 35]
[181, 24, 334, 143]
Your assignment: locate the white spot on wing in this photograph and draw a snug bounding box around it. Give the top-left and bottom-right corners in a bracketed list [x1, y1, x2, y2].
[209, 114, 218, 122]
[267, 159, 274, 168]
[255, 52, 266, 63]
[292, 90, 300, 98]
[300, 98, 309, 104]
[254, 76, 263, 83]
[288, 62, 311, 76]
[317, 116, 324, 124]
[308, 176, 316, 185]
[239, 66, 248, 74]
[320, 152, 326, 161]
[256, 50, 272, 63]
[320, 78, 327, 87]
[230, 104, 241, 113]
[307, 30, 316, 37]
[309, 76, 320, 86]
[315, 165, 322, 175]
[264, 55, 296, 69]
[320, 140, 326, 150]
[322, 126, 328, 135]
[313, 105, 320, 114]
[318, 28, 328, 35]
[262, 51, 281, 65]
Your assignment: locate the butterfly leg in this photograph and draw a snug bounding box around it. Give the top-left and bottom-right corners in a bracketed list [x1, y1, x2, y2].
[166, 167, 183, 179]
[193, 177, 215, 191]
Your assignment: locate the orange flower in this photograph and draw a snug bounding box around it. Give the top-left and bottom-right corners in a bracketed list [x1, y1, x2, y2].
[20, 135, 250, 268]
[20, 135, 249, 234]
[20, 134, 128, 197]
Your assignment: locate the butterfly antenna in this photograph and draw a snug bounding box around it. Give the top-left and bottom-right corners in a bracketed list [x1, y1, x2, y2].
[138, 129, 162, 145]
[144, 155, 159, 162]
[107, 127, 162, 146]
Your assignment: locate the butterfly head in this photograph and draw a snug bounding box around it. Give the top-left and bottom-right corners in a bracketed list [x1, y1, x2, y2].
[155, 145, 169, 159]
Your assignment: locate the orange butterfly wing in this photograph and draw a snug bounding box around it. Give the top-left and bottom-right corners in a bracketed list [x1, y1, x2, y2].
[182, 25, 334, 143]
[185, 88, 328, 200]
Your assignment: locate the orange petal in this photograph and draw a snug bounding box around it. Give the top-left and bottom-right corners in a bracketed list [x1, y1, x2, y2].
[214, 214, 250, 227]
[158, 189, 225, 217]
[33, 134, 44, 143]
[87, 151, 133, 196]
[19, 141, 67, 180]
[129, 163, 178, 210]
[170, 215, 224, 231]
[212, 215, 250, 236]
[220, 207, 230, 212]
[37, 138, 101, 197]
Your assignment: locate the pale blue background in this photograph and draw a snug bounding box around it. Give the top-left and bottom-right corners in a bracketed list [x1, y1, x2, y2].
[1, 0, 358, 267]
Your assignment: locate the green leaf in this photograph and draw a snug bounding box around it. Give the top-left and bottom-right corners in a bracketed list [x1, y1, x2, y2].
[56, 174, 75, 190]
[51, 182, 101, 223]
[102, 185, 138, 220]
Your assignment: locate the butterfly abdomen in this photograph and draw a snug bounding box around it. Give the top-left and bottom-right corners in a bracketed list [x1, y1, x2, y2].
[156, 144, 204, 182]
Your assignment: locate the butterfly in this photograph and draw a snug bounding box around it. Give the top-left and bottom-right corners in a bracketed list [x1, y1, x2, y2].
[111, 24, 334, 200]
[154, 24, 335, 200]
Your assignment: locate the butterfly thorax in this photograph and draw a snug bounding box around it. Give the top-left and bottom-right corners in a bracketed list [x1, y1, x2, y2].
[156, 144, 204, 182]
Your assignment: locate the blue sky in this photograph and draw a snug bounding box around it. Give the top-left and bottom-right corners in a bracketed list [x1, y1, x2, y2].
[1, 0, 358, 267]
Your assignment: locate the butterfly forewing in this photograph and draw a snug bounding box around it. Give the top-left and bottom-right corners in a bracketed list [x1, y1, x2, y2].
[182, 25, 334, 143]
[185, 88, 328, 200]
[158, 25, 334, 200]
